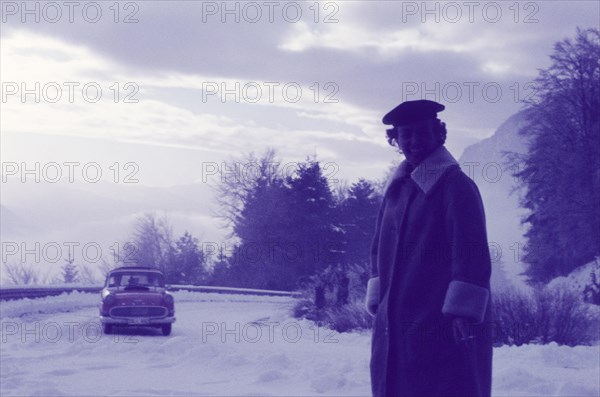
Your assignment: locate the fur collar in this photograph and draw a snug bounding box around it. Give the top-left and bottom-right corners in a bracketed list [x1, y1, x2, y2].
[384, 145, 459, 195]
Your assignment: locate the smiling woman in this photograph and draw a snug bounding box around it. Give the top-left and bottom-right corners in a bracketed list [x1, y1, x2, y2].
[368, 99, 493, 397]
[385, 101, 447, 165]
[392, 117, 448, 166]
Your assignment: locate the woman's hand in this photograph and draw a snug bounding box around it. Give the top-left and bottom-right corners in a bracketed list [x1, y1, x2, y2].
[365, 277, 380, 316]
[452, 316, 475, 344]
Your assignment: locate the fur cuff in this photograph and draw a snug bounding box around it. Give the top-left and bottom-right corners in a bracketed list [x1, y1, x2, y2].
[442, 280, 489, 324]
[365, 277, 380, 316]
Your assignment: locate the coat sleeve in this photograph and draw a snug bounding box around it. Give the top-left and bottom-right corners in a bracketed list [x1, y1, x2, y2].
[370, 200, 386, 278]
[442, 175, 491, 324]
[365, 199, 385, 315]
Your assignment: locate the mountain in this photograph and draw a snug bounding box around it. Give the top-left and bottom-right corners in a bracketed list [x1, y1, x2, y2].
[0, 179, 224, 277]
[458, 111, 531, 290]
[0, 205, 33, 239]
[2, 112, 533, 289]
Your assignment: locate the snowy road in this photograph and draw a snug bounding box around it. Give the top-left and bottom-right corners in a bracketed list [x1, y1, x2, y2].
[1, 292, 598, 396]
[0, 293, 372, 396]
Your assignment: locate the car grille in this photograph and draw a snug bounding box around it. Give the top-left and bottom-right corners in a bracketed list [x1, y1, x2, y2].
[109, 306, 167, 318]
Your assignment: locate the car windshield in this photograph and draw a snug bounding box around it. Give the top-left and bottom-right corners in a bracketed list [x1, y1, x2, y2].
[107, 272, 165, 288]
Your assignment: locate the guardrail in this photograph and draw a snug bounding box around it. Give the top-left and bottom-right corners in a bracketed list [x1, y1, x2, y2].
[170, 285, 301, 297]
[0, 285, 300, 301]
[0, 286, 102, 301]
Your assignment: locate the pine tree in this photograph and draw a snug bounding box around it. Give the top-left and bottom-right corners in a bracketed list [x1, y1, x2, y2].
[339, 179, 381, 269]
[62, 255, 79, 284]
[285, 159, 342, 282]
[214, 149, 294, 288]
[209, 246, 233, 286]
[170, 232, 206, 285]
[232, 175, 290, 289]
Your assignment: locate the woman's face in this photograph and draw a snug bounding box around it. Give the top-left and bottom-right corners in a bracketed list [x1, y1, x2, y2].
[394, 119, 442, 166]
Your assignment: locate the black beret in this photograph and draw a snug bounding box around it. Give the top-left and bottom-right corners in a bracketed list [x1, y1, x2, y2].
[382, 99, 445, 126]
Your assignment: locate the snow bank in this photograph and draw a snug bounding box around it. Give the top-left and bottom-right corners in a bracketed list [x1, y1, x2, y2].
[1, 292, 598, 396]
[0, 291, 99, 319]
[547, 258, 600, 294]
[0, 290, 293, 319]
[494, 343, 600, 396]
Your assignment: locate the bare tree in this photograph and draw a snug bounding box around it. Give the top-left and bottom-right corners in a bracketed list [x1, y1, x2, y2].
[1, 262, 42, 285]
[508, 28, 600, 283]
[331, 178, 350, 204]
[78, 264, 99, 285]
[129, 212, 174, 273]
[211, 148, 283, 239]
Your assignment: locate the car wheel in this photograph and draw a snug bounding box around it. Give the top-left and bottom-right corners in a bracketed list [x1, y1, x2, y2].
[161, 324, 172, 336]
[103, 324, 113, 335]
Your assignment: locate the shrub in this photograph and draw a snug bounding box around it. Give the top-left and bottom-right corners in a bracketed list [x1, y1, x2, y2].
[321, 299, 374, 333]
[492, 283, 599, 346]
[292, 263, 373, 332]
[583, 270, 600, 305]
[295, 265, 599, 345]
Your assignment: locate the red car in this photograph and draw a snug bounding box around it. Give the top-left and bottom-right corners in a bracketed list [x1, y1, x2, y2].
[100, 266, 175, 336]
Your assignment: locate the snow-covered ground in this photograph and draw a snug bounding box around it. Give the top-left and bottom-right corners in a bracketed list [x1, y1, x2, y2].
[1, 292, 598, 396]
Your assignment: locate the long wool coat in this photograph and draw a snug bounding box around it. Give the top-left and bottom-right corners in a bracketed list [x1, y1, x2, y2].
[368, 145, 493, 397]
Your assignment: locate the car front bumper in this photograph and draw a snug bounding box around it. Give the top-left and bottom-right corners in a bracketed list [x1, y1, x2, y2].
[100, 316, 176, 325]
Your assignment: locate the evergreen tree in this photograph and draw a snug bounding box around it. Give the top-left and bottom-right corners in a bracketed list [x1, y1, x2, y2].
[169, 231, 207, 285]
[284, 158, 343, 282]
[232, 175, 290, 289]
[209, 245, 233, 286]
[61, 255, 79, 284]
[213, 148, 292, 288]
[214, 149, 280, 238]
[339, 179, 381, 269]
[214, 150, 359, 291]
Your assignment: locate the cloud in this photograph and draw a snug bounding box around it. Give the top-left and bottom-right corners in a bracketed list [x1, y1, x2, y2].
[277, 21, 527, 79]
[1, 29, 386, 155]
[279, 22, 478, 55]
[3, 1, 597, 186]
[275, 1, 598, 78]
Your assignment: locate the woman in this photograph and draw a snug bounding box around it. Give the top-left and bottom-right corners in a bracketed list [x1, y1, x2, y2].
[365, 100, 493, 397]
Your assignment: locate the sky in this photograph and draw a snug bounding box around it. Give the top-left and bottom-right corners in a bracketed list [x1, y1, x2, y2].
[1, 0, 599, 188]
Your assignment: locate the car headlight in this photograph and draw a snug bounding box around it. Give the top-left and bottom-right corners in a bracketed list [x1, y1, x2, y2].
[103, 294, 115, 305]
[164, 294, 174, 305]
